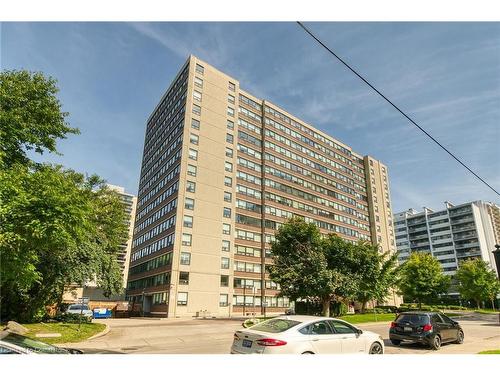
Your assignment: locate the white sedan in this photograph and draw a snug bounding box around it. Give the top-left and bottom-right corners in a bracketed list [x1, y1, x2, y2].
[231, 315, 384, 354]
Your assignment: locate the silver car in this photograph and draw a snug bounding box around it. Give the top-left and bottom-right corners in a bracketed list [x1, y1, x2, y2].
[66, 304, 93, 318]
[231, 315, 384, 354]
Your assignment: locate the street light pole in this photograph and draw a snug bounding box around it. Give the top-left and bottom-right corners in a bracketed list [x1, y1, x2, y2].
[492, 244, 500, 279]
[243, 285, 246, 317]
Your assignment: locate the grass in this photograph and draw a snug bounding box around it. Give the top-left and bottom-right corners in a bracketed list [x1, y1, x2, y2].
[4, 322, 106, 345]
[478, 350, 500, 354]
[338, 313, 396, 324]
[473, 309, 499, 315]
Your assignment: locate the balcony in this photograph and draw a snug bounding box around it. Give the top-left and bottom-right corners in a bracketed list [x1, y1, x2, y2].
[408, 227, 428, 234]
[448, 208, 472, 217]
[456, 250, 481, 259]
[452, 224, 476, 233]
[454, 242, 480, 250]
[450, 216, 474, 225]
[453, 233, 477, 241]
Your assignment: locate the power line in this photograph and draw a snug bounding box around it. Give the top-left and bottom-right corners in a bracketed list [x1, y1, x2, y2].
[296, 21, 499, 197]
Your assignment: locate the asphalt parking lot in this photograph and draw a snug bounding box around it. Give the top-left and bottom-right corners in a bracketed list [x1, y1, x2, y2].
[62, 312, 500, 354]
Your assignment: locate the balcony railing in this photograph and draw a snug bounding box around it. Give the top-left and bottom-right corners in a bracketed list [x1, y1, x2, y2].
[454, 242, 479, 249]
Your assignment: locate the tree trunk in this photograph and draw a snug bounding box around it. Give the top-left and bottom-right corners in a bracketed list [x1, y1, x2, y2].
[418, 300, 422, 309]
[361, 300, 367, 314]
[321, 296, 330, 317]
[476, 300, 481, 309]
[491, 298, 495, 311]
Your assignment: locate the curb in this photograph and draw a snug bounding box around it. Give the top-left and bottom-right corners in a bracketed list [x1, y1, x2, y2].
[87, 322, 110, 340]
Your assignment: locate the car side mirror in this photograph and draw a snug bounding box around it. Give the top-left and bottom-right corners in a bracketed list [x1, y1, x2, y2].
[356, 329, 363, 337]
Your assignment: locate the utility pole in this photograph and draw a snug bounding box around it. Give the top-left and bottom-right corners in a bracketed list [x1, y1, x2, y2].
[243, 285, 246, 317]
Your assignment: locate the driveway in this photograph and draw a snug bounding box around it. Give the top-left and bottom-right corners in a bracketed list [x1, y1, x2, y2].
[62, 313, 500, 354]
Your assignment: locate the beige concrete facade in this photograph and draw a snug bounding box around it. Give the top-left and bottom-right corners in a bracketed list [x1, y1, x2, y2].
[127, 55, 399, 317]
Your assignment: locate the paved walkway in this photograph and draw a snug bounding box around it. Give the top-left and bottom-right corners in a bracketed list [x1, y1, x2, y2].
[61, 313, 500, 354]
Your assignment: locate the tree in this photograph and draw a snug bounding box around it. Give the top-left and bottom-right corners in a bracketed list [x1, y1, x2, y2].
[0, 70, 127, 322]
[0, 164, 128, 321]
[268, 218, 363, 317]
[0, 70, 79, 168]
[398, 252, 450, 308]
[354, 243, 400, 313]
[455, 259, 500, 309]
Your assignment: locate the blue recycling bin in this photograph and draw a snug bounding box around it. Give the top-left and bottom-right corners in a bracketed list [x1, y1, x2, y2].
[93, 308, 112, 319]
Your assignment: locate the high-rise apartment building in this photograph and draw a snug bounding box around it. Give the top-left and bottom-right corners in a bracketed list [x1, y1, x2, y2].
[394, 201, 499, 280]
[126, 56, 396, 317]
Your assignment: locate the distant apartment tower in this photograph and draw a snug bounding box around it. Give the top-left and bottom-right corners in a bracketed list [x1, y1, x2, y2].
[394, 201, 499, 278]
[106, 184, 137, 288]
[126, 56, 397, 317]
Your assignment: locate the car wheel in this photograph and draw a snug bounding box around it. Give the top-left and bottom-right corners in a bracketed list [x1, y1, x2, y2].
[390, 339, 401, 346]
[302, 351, 314, 354]
[455, 330, 464, 344]
[430, 335, 441, 350]
[369, 342, 383, 354]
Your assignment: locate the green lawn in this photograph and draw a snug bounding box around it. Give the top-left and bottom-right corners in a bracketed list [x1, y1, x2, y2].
[473, 309, 499, 315]
[4, 322, 106, 344]
[478, 349, 500, 354]
[338, 313, 396, 324]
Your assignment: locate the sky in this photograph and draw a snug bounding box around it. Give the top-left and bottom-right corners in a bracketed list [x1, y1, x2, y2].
[1, 22, 499, 213]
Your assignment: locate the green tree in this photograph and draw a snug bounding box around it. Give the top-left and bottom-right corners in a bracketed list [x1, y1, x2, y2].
[0, 70, 127, 322]
[0, 164, 128, 321]
[398, 252, 450, 308]
[354, 243, 400, 313]
[455, 259, 500, 309]
[0, 70, 79, 167]
[268, 218, 362, 317]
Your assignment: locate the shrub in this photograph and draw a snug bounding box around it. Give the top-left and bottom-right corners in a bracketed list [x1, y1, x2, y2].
[54, 313, 92, 324]
[375, 305, 397, 313]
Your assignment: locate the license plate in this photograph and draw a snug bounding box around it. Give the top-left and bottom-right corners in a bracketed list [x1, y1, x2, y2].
[404, 327, 412, 332]
[242, 339, 252, 348]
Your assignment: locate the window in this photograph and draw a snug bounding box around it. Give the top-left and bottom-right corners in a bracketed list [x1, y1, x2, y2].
[219, 294, 229, 307]
[226, 147, 233, 158]
[193, 90, 202, 102]
[191, 118, 200, 130]
[226, 133, 234, 144]
[195, 64, 204, 74]
[223, 207, 232, 218]
[179, 272, 189, 285]
[227, 107, 234, 117]
[221, 257, 230, 269]
[185, 198, 194, 210]
[376, 215, 380, 222]
[222, 223, 231, 235]
[189, 148, 198, 160]
[177, 292, 188, 305]
[186, 181, 196, 193]
[224, 191, 232, 202]
[190, 134, 199, 145]
[329, 321, 357, 334]
[224, 176, 232, 187]
[192, 104, 201, 116]
[220, 275, 229, 287]
[227, 120, 234, 130]
[182, 233, 192, 246]
[180, 252, 191, 265]
[228, 94, 235, 104]
[228, 82, 235, 92]
[300, 321, 333, 335]
[222, 240, 230, 252]
[225, 161, 233, 172]
[183, 215, 193, 228]
[194, 77, 203, 88]
[187, 164, 197, 176]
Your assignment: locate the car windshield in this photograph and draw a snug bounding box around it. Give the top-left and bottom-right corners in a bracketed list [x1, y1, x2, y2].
[68, 305, 88, 310]
[250, 319, 301, 333]
[2, 333, 68, 354]
[396, 314, 429, 325]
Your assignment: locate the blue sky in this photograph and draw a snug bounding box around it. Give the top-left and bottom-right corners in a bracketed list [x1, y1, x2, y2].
[1, 22, 499, 213]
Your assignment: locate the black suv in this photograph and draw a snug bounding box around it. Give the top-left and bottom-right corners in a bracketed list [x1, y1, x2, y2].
[389, 311, 464, 350]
